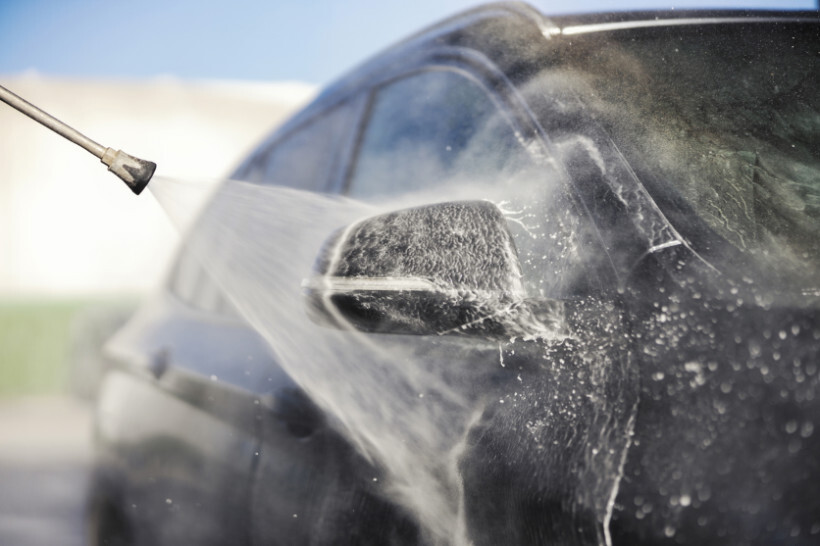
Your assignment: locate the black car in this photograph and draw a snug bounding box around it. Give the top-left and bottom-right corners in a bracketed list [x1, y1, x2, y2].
[89, 3, 820, 545]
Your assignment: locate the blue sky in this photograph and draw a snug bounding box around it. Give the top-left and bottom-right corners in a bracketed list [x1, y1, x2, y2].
[0, 0, 816, 85]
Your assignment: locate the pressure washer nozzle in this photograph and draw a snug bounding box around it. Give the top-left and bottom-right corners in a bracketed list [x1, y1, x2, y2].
[0, 83, 157, 196]
[101, 148, 156, 195]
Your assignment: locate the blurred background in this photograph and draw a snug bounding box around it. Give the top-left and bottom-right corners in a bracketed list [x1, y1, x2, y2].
[0, 0, 816, 544]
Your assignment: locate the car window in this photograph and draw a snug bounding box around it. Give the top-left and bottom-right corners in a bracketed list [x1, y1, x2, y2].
[347, 70, 532, 198]
[234, 100, 355, 191]
[346, 69, 595, 298]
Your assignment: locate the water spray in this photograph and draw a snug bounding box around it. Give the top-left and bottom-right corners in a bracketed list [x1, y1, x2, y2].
[0, 83, 156, 195]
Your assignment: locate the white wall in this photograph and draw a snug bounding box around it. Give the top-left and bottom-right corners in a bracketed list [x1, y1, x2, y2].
[0, 74, 315, 297]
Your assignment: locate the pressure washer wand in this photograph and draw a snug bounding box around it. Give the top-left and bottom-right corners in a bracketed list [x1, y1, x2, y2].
[0, 83, 155, 195]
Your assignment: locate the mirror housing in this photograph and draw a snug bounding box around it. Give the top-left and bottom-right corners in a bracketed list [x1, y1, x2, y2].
[304, 201, 561, 337]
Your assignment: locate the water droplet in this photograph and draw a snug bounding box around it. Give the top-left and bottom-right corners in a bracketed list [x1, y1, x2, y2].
[749, 341, 762, 358]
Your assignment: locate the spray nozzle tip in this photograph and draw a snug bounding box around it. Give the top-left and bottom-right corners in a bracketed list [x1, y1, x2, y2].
[101, 148, 156, 195]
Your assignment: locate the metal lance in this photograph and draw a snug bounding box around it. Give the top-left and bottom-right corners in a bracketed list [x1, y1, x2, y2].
[0, 83, 156, 195]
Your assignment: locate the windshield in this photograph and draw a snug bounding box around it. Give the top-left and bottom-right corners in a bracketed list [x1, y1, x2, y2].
[548, 22, 819, 289]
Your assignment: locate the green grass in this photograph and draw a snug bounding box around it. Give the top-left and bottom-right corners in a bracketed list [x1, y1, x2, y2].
[0, 300, 93, 396]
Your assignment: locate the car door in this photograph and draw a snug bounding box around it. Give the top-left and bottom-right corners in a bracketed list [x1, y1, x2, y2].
[288, 58, 639, 545]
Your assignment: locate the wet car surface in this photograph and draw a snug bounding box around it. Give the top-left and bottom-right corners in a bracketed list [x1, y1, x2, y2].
[89, 3, 819, 545]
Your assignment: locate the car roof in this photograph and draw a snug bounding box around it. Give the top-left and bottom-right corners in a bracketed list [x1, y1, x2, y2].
[247, 2, 818, 163]
[319, 2, 817, 98]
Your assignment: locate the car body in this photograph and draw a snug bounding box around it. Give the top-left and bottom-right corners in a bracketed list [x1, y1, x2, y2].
[89, 3, 819, 545]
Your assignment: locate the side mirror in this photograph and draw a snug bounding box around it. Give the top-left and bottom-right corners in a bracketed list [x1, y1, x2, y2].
[303, 201, 562, 337]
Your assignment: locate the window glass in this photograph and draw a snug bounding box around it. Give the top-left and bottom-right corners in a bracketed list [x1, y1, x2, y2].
[235, 100, 354, 191]
[346, 69, 591, 297]
[348, 71, 531, 198]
